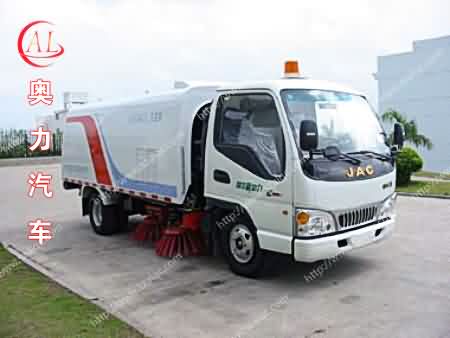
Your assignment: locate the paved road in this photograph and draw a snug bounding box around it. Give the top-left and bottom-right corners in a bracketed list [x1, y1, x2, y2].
[1, 164, 449, 338]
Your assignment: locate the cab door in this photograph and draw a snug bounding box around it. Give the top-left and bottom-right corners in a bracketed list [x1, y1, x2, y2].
[204, 90, 294, 254]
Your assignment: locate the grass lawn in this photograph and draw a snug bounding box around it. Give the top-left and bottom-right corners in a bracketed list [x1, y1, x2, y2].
[414, 170, 450, 180]
[0, 245, 145, 338]
[396, 180, 450, 196]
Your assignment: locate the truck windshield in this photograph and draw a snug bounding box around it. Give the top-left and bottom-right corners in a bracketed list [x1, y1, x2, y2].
[281, 89, 389, 155]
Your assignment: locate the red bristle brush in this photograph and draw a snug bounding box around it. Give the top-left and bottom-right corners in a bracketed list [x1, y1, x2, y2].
[131, 206, 166, 243]
[155, 211, 206, 257]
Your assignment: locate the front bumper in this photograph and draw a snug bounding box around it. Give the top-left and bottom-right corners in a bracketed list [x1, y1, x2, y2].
[293, 218, 395, 262]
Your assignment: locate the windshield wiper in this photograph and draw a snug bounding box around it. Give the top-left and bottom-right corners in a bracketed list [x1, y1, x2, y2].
[347, 150, 391, 161]
[310, 146, 361, 165]
[337, 152, 362, 165]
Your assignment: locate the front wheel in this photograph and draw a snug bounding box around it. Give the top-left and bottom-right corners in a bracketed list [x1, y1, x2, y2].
[222, 219, 267, 278]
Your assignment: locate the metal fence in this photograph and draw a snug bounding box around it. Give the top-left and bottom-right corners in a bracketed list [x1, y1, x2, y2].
[0, 129, 63, 159]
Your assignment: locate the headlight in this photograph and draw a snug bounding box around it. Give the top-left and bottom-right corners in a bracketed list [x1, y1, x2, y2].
[295, 209, 336, 237]
[378, 193, 397, 220]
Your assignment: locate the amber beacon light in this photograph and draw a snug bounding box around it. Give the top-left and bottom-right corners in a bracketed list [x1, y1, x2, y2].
[284, 60, 300, 78]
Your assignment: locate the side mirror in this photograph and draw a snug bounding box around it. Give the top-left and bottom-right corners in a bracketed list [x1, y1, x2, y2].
[393, 123, 404, 149]
[300, 120, 318, 151]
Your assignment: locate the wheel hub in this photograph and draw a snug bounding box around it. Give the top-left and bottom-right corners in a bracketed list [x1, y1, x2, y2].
[229, 224, 255, 264]
[92, 198, 103, 227]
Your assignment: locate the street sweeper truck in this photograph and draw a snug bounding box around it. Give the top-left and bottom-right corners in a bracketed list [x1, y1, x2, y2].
[62, 61, 404, 277]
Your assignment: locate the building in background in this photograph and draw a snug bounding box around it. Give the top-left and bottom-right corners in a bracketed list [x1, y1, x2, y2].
[376, 35, 450, 172]
[35, 92, 89, 132]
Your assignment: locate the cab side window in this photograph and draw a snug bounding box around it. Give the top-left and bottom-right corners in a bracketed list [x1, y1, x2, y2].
[214, 93, 285, 179]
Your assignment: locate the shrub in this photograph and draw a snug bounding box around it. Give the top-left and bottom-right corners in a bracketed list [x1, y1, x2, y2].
[396, 147, 423, 186]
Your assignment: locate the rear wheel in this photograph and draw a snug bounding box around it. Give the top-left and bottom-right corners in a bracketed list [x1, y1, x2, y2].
[222, 218, 267, 278]
[89, 195, 121, 235]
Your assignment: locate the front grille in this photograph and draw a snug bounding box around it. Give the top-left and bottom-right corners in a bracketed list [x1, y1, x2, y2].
[337, 206, 378, 229]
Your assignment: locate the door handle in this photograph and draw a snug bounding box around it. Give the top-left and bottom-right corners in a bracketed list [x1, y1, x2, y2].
[213, 169, 231, 184]
[266, 190, 282, 197]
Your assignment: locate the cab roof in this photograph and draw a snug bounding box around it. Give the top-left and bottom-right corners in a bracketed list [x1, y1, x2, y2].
[217, 78, 364, 97]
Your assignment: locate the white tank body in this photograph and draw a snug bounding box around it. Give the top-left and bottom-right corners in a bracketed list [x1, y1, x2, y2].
[62, 84, 219, 204]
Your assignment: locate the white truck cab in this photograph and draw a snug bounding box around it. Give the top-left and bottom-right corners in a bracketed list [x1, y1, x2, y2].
[63, 61, 404, 277]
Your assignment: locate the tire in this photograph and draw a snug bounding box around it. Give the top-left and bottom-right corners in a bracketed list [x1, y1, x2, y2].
[222, 217, 267, 278]
[117, 207, 129, 232]
[116, 200, 129, 231]
[88, 194, 120, 235]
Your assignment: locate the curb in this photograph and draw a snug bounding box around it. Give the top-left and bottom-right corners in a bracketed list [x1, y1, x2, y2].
[411, 176, 450, 183]
[397, 192, 450, 200]
[2, 241, 149, 337]
[0, 156, 61, 168]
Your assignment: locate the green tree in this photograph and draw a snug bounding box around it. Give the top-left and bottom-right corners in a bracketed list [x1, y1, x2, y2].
[396, 147, 423, 185]
[381, 109, 433, 150]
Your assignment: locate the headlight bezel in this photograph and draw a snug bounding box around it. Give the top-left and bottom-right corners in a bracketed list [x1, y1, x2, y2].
[378, 193, 397, 220]
[295, 208, 337, 237]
